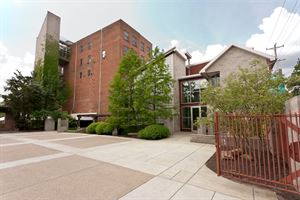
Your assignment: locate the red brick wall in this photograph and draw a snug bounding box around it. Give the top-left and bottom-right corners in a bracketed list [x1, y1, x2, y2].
[63, 20, 152, 115]
[0, 112, 15, 131]
[186, 61, 209, 75]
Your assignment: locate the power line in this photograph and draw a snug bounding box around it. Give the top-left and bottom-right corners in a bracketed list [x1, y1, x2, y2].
[266, 0, 287, 49]
[275, 0, 299, 44]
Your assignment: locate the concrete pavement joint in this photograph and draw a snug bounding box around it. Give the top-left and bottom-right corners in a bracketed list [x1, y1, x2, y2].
[157, 145, 204, 177]
[0, 152, 71, 170]
[210, 192, 216, 200]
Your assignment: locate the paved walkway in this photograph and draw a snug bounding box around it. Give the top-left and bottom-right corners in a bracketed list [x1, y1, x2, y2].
[0, 131, 278, 200]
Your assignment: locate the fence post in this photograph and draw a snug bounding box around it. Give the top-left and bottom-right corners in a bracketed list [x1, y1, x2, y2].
[215, 112, 221, 176]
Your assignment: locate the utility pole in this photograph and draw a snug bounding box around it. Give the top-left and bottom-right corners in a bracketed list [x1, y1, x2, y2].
[266, 43, 284, 61]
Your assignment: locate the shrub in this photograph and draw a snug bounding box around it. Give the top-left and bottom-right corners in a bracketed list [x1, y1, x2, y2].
[138, 124, 170, 140]
[103, 123, 114, 135]
[86, 122, 98, 134]
[95, 122, 114, 135]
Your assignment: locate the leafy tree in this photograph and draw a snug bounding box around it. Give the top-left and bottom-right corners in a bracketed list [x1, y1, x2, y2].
[108, 47, 174, 129]
[108, 50, 143, 128]
[33, 37, 69, 111]
[286, 58, 300, 96]
[2, 37, 70, 129]
[136, 47, 174, 124]
[202, 61, 290, 114]
[2, 71, 45, 129]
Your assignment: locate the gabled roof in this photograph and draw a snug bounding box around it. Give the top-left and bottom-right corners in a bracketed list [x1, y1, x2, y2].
[164, 47, 187, 61]
[200, 44, 275, 73]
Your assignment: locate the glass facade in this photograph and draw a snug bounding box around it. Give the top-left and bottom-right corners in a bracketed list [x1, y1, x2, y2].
[181, 79, 207, 103]
[182, 107, 191, 129]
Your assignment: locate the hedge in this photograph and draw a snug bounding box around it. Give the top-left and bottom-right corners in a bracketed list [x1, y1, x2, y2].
[86, 122, 99, 134]
[138, 124, 170, 140]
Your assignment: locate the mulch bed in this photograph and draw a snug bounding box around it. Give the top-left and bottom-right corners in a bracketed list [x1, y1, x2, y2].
[205, 153, 300, 200]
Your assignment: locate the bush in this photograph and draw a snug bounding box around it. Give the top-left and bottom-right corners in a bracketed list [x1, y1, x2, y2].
[95, 122, 114, 135]
[68, 118, 77, 130]
[138, 124, 170, 140]
[86, 122, 98, 134]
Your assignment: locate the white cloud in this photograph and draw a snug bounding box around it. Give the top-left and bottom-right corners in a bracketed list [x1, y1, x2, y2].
[0, 41, 34, 99]
[246, 7, 300, 75]
[190, 44, 226, 64]
[170, 39, 179, 48]
[167, 40, 226, 64]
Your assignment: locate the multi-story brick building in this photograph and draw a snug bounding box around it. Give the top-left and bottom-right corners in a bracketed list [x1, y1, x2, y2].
[35, 12, 152, 121]
[35, 12, 275, 132]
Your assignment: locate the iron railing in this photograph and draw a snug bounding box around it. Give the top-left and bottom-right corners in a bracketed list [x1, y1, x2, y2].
[215, 112, 300, 195]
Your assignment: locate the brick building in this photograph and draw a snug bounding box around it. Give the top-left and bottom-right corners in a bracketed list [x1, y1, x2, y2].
[35, 12, 152, 121]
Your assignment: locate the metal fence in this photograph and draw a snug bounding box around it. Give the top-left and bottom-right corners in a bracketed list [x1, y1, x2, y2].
[214, 112, 300, 195]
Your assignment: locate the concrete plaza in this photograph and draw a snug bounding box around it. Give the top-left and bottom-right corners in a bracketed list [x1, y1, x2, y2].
[0, 131, 277, 200]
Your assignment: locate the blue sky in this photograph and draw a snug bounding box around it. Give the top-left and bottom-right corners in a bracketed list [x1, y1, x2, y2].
[0, 0, 300, 95]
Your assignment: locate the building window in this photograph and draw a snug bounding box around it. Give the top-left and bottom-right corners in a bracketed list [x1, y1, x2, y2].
[80, 58, 83, 66]
[210, 74, 220, 87]
[140, 42, 144, 52]
[181, 79, 207, 103]
[123, 31, 129, 41]
[147, 46, 151, 53]
[132, 36, 137, 47]
[80, 45, 83, 52]
[87, 69, 91, 77]
[123, 46, 129, 55]
[79, 72, 82, 79]
[87, 55, 92, 64]
[88, 42, 92, 49]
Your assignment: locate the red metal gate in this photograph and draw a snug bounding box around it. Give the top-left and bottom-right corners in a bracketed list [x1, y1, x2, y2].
[214, 112, 300, 195]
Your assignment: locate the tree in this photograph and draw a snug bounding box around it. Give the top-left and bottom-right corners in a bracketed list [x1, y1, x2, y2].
[2, 71, 45, 129]
[286, 58, 300, 96]
[136, 47, 174, 124]
[202, 61, 290, 114]
[108, 47, 174, 129]
[2, 37, 70, 130]
[108, 50, 143, 128]
[33, 37, 69, 111]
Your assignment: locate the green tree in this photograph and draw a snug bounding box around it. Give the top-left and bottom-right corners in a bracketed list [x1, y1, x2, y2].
[33, 37, 69, 111]
[202, 61, 290, 114]
[108, 50, 143, 128]
[2, 71, 45, 129]
[136, 47, 174, 124]
[286, 58, 300, 96]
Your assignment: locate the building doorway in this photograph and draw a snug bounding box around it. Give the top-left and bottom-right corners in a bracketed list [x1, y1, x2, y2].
[181, 106, 207, 132]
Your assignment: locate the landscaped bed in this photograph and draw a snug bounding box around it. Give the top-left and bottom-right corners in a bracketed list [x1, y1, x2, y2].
[205, 153, 300, 200]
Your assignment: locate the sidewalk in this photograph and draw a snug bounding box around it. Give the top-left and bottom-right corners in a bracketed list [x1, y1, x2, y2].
[0, 132, 278, 200]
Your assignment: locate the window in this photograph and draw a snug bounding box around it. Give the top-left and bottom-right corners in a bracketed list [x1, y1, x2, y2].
[123, 31, 129, 41]
[87, 69, 91, 77]
[210, 74, 220, 87]
[132, 36, 137, 47]
[87, 55, 92, 64]
[80, 45, 83, 52]
[147, 46, 151, 53]
[80, 58, 83, 66]
[79, 72, 82, 79]
[123, 46, 129, 55]
[182, 107, 191, 129]
[88, 42, 92, 49]
[140, 42, 144, 52]
[181, 79, 208, 103]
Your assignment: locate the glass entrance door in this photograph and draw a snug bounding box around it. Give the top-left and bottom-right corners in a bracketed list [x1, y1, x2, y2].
[181, 106, 208, 131]
[191, 107, 200, 131]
